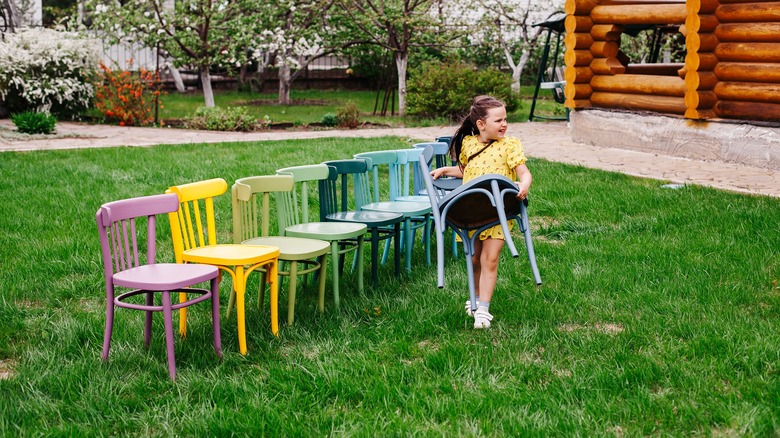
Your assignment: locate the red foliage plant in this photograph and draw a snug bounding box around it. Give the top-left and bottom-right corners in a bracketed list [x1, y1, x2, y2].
[94, 61, 165, 126]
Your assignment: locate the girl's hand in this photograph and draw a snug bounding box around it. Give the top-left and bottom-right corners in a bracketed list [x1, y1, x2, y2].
[515, 181, 530, 200]
[430, 167, 446, 180]
[514, 164, 532, 200]
[430, 165, 463, 180]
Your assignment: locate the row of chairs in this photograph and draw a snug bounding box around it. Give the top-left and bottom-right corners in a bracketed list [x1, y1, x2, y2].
[96, 144, 454, 379]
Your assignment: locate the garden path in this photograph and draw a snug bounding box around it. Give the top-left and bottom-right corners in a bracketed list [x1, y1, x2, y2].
[1, 120, 777, 198]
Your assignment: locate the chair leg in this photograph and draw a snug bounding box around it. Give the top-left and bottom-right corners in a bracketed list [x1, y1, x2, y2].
[357, 234, 364, 295]
[144, 291, 154, 347]
[317, 254, 327, 313]
[404, 217, 413, 272]
[178, 291, 188, 337]
[521, 204, 542, 285]
[330, 241, 340, 310]
[162, 291, 177, 381]
[102, 293, 115, 361]
[287, 262, 298, 326]
[268, 261, 279, 336]
[210, 278, 222, 358]
[257, 270, 267, 311]
[370, 228, 379, 287]
[436, 229, 445, 289]
[234, 266, 248, 355]
[424, 214, 431, 265]
[463, 237, 478, 315]
[393, 223, 401, 277]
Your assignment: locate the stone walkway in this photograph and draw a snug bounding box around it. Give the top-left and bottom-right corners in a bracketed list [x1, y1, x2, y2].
[1, 119, 778, 198]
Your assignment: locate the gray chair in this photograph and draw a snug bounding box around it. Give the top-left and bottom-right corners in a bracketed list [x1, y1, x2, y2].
[418, 146, 542, 314]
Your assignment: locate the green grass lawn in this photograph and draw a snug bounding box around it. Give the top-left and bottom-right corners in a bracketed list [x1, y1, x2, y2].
[1, 136, 778, 435]
[155, 87, 564, 126]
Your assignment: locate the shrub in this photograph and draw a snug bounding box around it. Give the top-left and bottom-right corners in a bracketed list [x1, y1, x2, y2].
[321, 113, 338, 127]
[336, 102, 361, 129]
[185, 106, 257, 132]
[11, 111, 57, 134]
[406, 62, 520, 120]
[0, 28, 100, 116]
[94, 63, 164, 126]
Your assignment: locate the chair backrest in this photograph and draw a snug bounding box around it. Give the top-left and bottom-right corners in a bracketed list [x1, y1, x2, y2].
[413, 141, 450, 169]
[275, 164, 330, 229]
[353, 150, 404, 202]
[232, 174, 295, 243]
[320, 159, 371, 221]
[165, 178, 228, 263]
[96, 193, 180, 280]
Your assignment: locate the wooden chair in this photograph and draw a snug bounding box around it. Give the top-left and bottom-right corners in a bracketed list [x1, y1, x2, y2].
[96, 193, 221, 380]
[166, 178, 280, 356]
[276, 164, 367, 310]
[321, 159, 404, 287]
[232, 175, 331, 326]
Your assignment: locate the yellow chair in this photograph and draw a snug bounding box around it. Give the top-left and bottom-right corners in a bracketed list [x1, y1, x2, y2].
[166, 178, 280, 356]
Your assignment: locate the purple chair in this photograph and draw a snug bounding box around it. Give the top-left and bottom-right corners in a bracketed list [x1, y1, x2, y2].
[96, 193, 222, 380]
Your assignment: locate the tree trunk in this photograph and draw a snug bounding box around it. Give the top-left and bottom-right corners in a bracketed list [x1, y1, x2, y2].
[278, 63, 292, 105]
[5, 0, 21, 31]
[394, 51, 408, 117]
[169, 64, 186, 93]
[200, 67, 215, 107]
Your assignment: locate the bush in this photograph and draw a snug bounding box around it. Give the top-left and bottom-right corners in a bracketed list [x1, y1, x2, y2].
[406, 62, 520, 120]
[0, 28, 100, 116]
[185, 106, 257, 132]
[321, 113, 338, 127]
[336, 102, 361, 129]
[94, 63, 164, 126]
[11, 111, 57, 134]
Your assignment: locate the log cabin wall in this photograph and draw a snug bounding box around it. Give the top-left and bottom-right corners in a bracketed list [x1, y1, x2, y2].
[564, 0, 780, 123]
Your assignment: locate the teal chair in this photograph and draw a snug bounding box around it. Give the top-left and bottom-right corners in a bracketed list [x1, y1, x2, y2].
[320, 159, 404, 287]
[276, 164, 367, 310]
[353, 151, 432, 271]
[232, 175, 331, 325]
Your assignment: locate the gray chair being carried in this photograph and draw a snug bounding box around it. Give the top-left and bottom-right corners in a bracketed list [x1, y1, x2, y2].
[418, 146, 542, 314]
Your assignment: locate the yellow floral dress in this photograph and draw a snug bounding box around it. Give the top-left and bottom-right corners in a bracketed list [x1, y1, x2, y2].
[459, 135, 527, 241]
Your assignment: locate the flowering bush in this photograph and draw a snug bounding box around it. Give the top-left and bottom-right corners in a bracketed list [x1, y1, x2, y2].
[185, 106, 258, 132]
[0, 28, 100, 115]
[94, 63, 163, 126]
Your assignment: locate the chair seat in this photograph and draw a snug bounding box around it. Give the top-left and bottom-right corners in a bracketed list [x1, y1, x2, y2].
[327, 211, 404, 227]
[113, 263, 219, 290]
[361, 201, 431, 217]
[182, 244, 280, 265]
[285, 222, 367, 240]
[242, 236, 330, 261]
[394, 195, 431, 203]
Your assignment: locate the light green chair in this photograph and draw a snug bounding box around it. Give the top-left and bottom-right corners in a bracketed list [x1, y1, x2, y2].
[276, 164, 367, 310]
[232, 175, 331, 325]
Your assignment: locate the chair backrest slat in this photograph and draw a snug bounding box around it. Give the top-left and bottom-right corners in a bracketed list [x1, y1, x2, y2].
[166, 178, 228, 261]
[232, 174, 295, 241]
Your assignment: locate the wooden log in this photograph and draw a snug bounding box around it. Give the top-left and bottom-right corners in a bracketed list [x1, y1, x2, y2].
[590, 58, 627, 75]
[566, 15, 594, 33]
[685, 108, 717, 119]
[590, 41, 619, 57]
[715, 100, 780, 121]
[566, 32, 595, 50]
[685, 52, 719, 71]
[591, 4, 686, 24]
[591, 74, 686, 96]
[714, 62, 780, 83]
[564, 83, 594, 100]
[565, 66, 595, 83]
[590, 24, 624, 40]
[565, 49, 595, 67]
[715, 23, 780, 42]
[590, 91, 687, 113]
[684, 89, 719, 108]
[715, 2, 780, 23]
[565, 98, 592, 109]
[687, 0, 720, 14]
[714, 81, 780, 103]
[685, 14, 719, 33]
[565, 0, 601, 15]
[625, 63, 685, 76]
[685, 71, 719, 90]
[686, 32, 720, 52]
[715, 43, 780, 62]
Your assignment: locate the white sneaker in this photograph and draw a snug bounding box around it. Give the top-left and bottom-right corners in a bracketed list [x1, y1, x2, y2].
[465, 299, 479, 317]
[473, 307, 493, 329]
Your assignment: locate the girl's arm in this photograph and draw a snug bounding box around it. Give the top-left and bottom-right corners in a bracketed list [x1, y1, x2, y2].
[431, 165, 464, 180]
[514, 164, 532, 200]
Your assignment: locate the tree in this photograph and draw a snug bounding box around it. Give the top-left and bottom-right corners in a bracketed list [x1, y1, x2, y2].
[338, 0, 454, 116]
[86, 0, 265, 107]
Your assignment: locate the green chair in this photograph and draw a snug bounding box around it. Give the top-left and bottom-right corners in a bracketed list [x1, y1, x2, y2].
[276, 164, 367, 310]
[353, 151, 432, 272]
[321, 159, 404, 287]
[232, 175, 331, 325]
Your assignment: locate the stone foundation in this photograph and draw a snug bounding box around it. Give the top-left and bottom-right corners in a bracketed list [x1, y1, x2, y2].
[570, 109, 780, 170]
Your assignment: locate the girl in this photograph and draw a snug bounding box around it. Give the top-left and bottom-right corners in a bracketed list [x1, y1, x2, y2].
[431, 95, 532, 329]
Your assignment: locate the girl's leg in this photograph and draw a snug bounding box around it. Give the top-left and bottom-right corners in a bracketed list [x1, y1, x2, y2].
[476, 237, 504, 305]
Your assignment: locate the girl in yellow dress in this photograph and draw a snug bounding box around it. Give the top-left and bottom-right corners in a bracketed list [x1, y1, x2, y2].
[431, 95, 532, 329]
